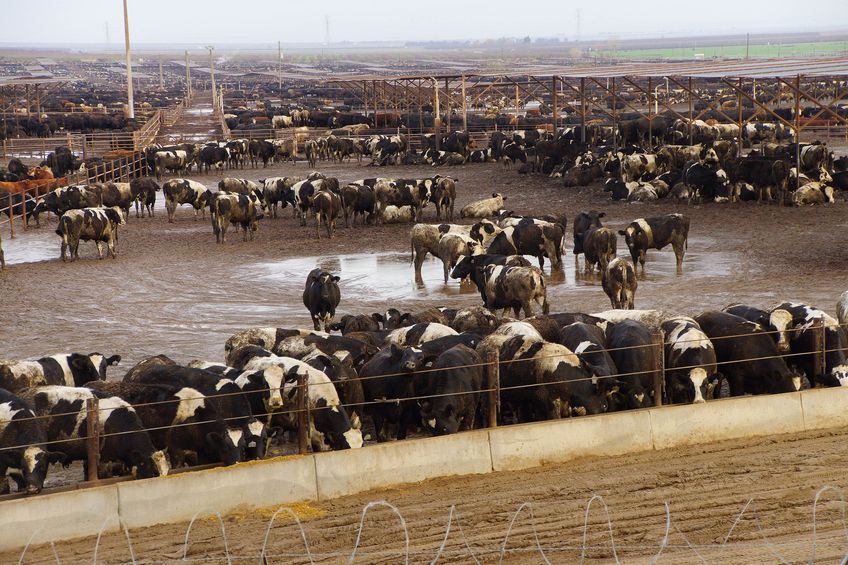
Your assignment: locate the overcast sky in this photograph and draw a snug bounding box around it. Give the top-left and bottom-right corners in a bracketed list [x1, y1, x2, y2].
[4, 0, 847, 45]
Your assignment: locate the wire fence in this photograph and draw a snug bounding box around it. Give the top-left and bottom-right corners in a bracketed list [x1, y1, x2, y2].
[0, 316, 841, 492]
[12, 488, 848, 564]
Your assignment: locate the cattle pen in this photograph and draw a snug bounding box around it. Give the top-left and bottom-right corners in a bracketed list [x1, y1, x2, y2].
[4, 53, 848, 562]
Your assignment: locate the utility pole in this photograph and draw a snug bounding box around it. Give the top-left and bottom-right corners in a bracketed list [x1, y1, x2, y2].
[206, 46, 216, 108]
[158, 55, 164, 90]
[746, 33, 750, 60]
[122, 0, 134, 119]
[185, 50, 191, 99]
[278, 41, 282, 93]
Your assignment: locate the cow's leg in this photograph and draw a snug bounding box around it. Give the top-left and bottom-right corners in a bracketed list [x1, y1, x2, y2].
[96, 241, 104, 259]
[60, 238, 68, 262]
[166, 200, 176, 223]
[108, 235, 117, 259]
[328, 218, 334, 239]
[672, 240, 685, 273]
[315, 212, 322, 239]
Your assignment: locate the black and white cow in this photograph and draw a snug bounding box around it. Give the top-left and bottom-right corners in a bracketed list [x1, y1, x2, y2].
[56, 206, 125, 261]
[409, 219, 502, 279]
[661, 317, 718, 404]
[559, 322, 625, 407]
[218, 178, 260, 195]
[21, 386, 168, 480]
[479, 334, 606, 421]
[606, 319, 657, 407]
[260, 177, 299, 218]
[384, 322, 458, 347]
[0, 388, 65, 494]
[694, 311, 802, 395]
[154, 150, 189, 180]
[211, 191, 265, 243]
[582, 226, 617, 273]
[162, 179, 210, 223]
[482, 264, 549, 318]
[450, 253, 531, 302]
[722, 303, 792, 353]
[375, 178, 431, 224]
[618, 213, 690, 274]
[0, 353, 120, 392]
[239, 353, 363, 450]
[418, 345, 483, 435]
[486, 218, 564, 269]
[769, 302, 848, 387]
[602, 257, 637, 310]
[303, 268, 341, 332]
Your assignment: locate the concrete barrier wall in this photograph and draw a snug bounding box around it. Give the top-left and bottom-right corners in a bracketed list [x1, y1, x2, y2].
[6, 387, 848, 551]
[489, 410, 653, 472]
[0, 486, 120, 552]
[314, 429, 492, 500]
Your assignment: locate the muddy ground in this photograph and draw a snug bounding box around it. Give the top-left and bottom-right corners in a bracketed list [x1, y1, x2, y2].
[3, 158, 848, 562]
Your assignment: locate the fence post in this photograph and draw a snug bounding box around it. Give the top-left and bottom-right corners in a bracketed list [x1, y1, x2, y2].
[485, 350, 499, 428]
[817, 318, 827, 379]
[85, 397, 100, 482]
[653, 331, 665, 407]
[297, 371, 309, 454]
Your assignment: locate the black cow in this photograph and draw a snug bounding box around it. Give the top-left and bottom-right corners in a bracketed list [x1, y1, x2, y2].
[21, 386, 168, 480]
[0, 190, 37, 227]
[661, 317, 719, 404]
[129, 178, 160, 218]
[572, 211, 605, 266]
[359, 344, 436, 441]
[303, 268, 341, 332]
[683, 164, 732, 203]
[0, 388, 65, 494]
[327, 314, 383, 334]
[725, 156, 790, 202]
[197, 145, 229, 173]
[607, 319, 656, 408]
[694, 311, 801, 395]
[481, 264, 549, 318]
[340, 183, 376, 226]
[418, 345, 483, 435]
[618, 214, 690, 274]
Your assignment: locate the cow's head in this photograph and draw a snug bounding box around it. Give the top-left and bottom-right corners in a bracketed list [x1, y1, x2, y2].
[21, 446, 66, 494]
[396, 345, 435, 373]
[450, 255, 475, 281]
[666, 368, 715, 404]
[86, 353, 122, 380]
[420, 398, 461, 436]
[207, 425, 245, 466]
[132, 448, 169, 479]
[768, 308, 793, 353]
[244, 419, 269, 460]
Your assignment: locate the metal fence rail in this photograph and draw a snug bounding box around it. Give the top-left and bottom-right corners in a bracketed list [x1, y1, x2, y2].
[0, 318, 836, 495]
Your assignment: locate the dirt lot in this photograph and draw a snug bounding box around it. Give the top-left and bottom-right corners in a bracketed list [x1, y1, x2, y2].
[6, 426, 848, 564]
[3, 158, 848, 562]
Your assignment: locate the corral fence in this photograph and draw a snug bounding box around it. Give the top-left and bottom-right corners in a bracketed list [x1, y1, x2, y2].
[0, 151, 149, 238]
[0, 319, 837, 500]
[0, 100, 193, 162]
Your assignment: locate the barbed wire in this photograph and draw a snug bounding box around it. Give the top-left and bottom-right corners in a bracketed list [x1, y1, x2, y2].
[14, 488, 848, 564]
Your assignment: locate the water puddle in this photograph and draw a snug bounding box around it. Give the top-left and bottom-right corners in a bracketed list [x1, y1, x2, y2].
[2, 228, 58, 265]
[251, 240, 738, 304]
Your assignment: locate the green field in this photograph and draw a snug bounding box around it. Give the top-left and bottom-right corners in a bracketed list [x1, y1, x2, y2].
[594, 40, 848, 61]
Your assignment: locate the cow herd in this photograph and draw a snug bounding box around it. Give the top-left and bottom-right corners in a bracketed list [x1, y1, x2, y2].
[4, 293, 848, 495]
